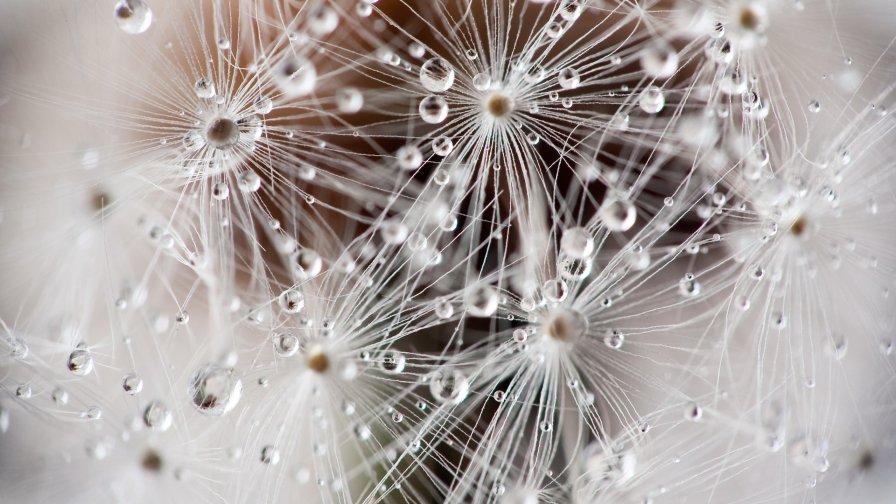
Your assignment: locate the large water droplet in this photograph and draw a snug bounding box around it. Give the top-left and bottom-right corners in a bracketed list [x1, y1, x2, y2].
[419, 95, 449, 124]
[114, 0, 153, 35]
[188, 365, 242, 416]
[429, 369, 469, 405]
[420, 58, 455, 92]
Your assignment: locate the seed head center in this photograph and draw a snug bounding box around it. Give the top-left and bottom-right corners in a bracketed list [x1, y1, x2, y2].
[307, 351, 330, 373]
[485, 92, 514, 118]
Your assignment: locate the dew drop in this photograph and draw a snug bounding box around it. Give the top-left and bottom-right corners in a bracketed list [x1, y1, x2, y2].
[429, 369, 469, 405]
[599, 197, 637, 231]
[123, 373, 143, 394]
[558, 67, 581, 89]
[188, 365, 242, 416]
[67, 348, 94, 376]
[143, 401, 173, 432]
[261, 445, 280, 465]
[466, 285, 498, 317]
[638, 86, 666, 114]
[419, 95, 449, 123]
[420, 58, 455, 92]
[114, 0, 153, 35]
[336, 87, 364, 113]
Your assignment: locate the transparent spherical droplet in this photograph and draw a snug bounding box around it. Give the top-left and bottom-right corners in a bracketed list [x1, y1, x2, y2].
[603, 329, 624, 349]
[542, 279, 568, 303]
[544, 21, 564, 39]
[274, 55, 317, 97]
[354, 422, 372, 440]
[638, 86, 665, 114]
[114, 0, 153, 35]
[292, 248, 323, 279]
[429, 369, 469, 405]
[52, 387, 69, 404]
[558, 67, 581, 90]
[640, 40, 679, 78]
[237, 170, 261, 192]
[143, 401, 173, 431]
[561, 227, 594, 259]
[278, 289, 305, 314]
[379, 219, 409, 244]
[211, 182, 230, 200]
[808, 100, 821, 113]
[559, 255, 592, 281]
[253, 96, 273, 115]
[466, 285, 498, 317]
[378, 350, 406, 374]
[434, 299, 454, 319]
[544, 308, 587, 343]
[678, 275, 702, 298]
[194, 77, 216, 99]
[15, 384, 31, 399]
[432, 136, 454, 156]
[419, 95, 449, 124]
[81, 406, 102, 420]
[308, 6, 338, 36]
[420, 58, 455, 92]
[261, 445, 280, 465]
[67, 348, 94, 376]
[336, 87, 364, 113]
[539, 420, 553, 432]
[188, 365, 242, 416]
[123, 373, 143, 394]
[273, 332, 300, 358]
[396, 145, 423, 170]
[599, 197, 637, 231]
[472, 72, 492, 91]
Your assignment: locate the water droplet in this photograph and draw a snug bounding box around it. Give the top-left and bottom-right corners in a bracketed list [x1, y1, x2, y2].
[308, 6, 339, 36]
[194, 77, 216, 99]
[278, 289, 305, 314]
[638, 86, 665, 114]
[420, 58, 455, 92]
[544, 21, 564, 38]
[188, 365, 242, 416]
[561, 227, 594, 259]
[292, 248, 323, 279]
[211, 182, 229, 200]
[429, 369, 469, 405]
[599, 197, 637, 231]
[472, 72, 491, 91]
[434, 299, 454, 319]
[396, 145, 423, 170]
[143, 401, 173, 431]
[261, 445, 280, 465]
[640, 40, 679, 78]
[432, 136, 454, 156]
[273, 55, 316, 97]
[336, 87, 363, 113]
[114, 0, 153, 35]
[556, 67, 581, 90]
[253, 96, 273, 115]
[67, 348, 94, 376]
[603, 329, 624, 349]
[466, 285, 498, 317]
[678, 275, 702, 298]
[378, 350, 406, 374]
[419, 95, 449, 123]
[237, 170, 262, 193]
[123, 373, 143, 394]
[808, 100, 821, 113]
